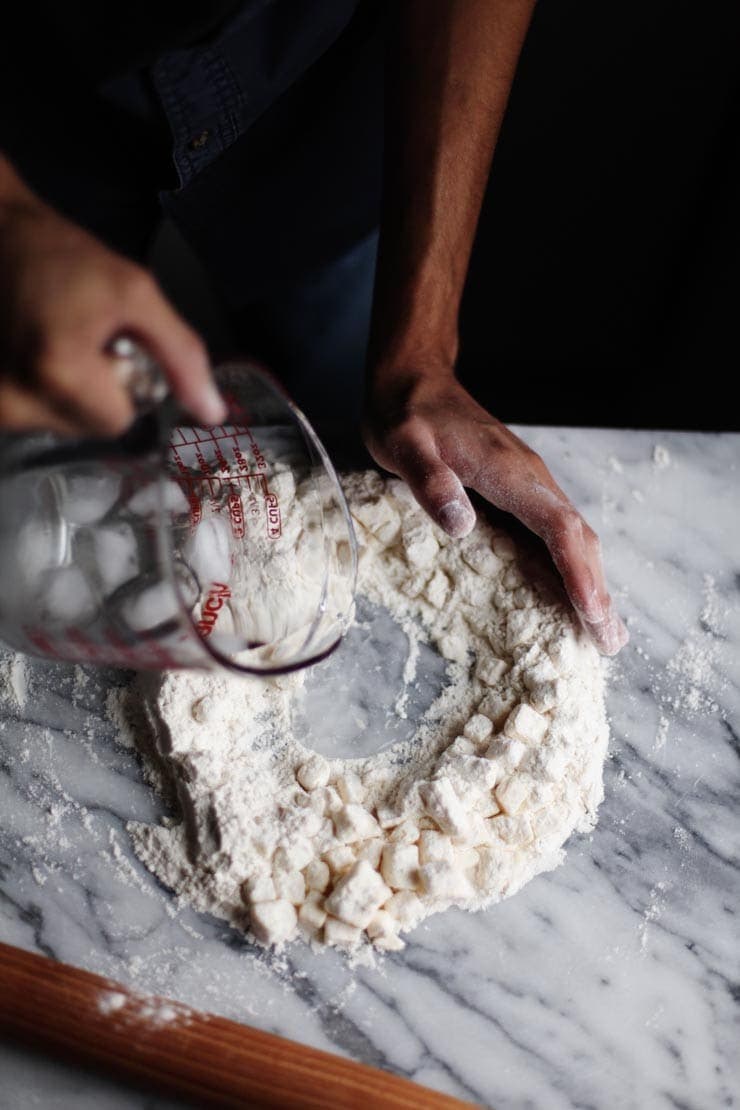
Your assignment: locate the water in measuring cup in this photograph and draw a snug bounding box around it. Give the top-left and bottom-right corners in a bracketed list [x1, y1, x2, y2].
[159, 422, 337, 660]
[0, 413, 351, 670]
[0, 456, 192, 663]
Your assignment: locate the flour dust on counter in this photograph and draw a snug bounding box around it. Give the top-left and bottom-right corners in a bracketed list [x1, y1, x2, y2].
[113, 471, 610, 956]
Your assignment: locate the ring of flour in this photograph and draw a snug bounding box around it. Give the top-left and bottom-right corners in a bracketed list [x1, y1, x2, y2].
[127, 471, 609, 953]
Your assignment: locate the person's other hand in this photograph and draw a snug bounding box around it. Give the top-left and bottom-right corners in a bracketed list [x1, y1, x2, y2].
[364, 371, 628, 656]
[0, 191, 226, 435]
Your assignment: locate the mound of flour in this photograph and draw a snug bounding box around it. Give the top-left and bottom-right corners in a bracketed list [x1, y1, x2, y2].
[126, 471, 608, 953]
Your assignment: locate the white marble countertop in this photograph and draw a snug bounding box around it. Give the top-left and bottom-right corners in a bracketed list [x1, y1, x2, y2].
[0, 427, 738, 1110]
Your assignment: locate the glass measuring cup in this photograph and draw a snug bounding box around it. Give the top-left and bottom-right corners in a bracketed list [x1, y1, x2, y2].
[0, 359, 357, 675]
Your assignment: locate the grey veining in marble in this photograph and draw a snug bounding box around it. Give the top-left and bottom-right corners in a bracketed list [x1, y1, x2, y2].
[1, 427, 738, 1110]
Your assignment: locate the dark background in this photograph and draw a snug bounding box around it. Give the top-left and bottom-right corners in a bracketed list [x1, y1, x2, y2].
[149, 0, 740, 432]
[459, 0, 740, 430]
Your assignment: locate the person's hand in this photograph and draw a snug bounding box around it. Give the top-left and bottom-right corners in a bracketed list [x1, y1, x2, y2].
[0, 185, 226, 435]
[364, 370, 628, 656]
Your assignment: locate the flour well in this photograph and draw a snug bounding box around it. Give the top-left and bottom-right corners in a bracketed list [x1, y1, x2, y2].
[124, 471, 609, 953]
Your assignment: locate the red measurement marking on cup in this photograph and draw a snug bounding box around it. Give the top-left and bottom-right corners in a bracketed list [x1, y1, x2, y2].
[66, 628, 103, 661]
[196, 582, 231, 640]
[169, 430, 203, 528]
[104, 626, 181, 669]
[169, 425, 281, 540]
[24, 626, 101, 664]
[227, 488, 245, 539]
[265, 491, 281, 538]
[24, 627, 63, 660]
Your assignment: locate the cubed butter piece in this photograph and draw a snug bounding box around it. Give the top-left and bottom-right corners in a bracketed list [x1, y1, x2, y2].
[242, 873, 276, 904]
[355, 838, 384, 869]
[273, 869, 305, 905]
[296, 755, 330, 791]
[336, 771, 365, 805]
[324, 917, 362, 948]
[506, 608, 540, 650]
[463, 713, 494, 744]
[334, 803, 381, 844]
[425, 567, 450, 609]
[490, 812, 534, 846]
[380, 843, 420, 891]
[478, 689, 517, 728]
[298, 894, 327, 933]
[476, 655, 509, 686]
[503, 703, 548, 745]
[419, 778, 470, 839]
[324, 860, 393, 929]
[323, 845, 356, 875]
[384, 891, 424, 928]
[273, 836, 313, 873]
[494, 774, 537, 816]
[419, 860, 473, 900]
[461, 541, 502, 576]
[403, 524, 439, 569]
[305, 859, 330, 893]
[390, 821, 420, 845]
[250, 899, 297, 946]
[418, 830, 455, 865]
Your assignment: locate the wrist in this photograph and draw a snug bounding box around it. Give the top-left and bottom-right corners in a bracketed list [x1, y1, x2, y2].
[367, 306, 459, 397]
[363, 357, 458, 435]
[368, 354, 454, 399]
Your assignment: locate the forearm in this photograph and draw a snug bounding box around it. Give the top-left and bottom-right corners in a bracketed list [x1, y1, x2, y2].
[370, 0, 535, 385]
[0, 153, 38, 214]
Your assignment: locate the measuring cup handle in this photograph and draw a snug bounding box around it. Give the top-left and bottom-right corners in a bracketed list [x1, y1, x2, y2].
[107, 335, 169, 411]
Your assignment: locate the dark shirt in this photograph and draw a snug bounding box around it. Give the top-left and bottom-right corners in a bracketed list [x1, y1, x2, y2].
[0, 0, 381, 283]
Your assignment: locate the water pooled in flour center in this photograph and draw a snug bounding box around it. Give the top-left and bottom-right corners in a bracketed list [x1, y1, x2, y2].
[293, 596, 449, 759]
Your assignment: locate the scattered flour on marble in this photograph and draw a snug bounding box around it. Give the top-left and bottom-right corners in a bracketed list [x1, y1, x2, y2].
[639, 880, 671, 954]
[111, 471, 610, 956]
[664, 575, 724, 717]
[393, 620, 423, 720]
[31, 865, 47, 887]
[652, 444, 671, 470]
[653, 715, 669, 752]
[0, 653, 29, 711]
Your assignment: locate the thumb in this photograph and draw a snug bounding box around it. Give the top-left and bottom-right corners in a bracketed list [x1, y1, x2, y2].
[390, 429, 477, 539]
[125, 280, 227, 425]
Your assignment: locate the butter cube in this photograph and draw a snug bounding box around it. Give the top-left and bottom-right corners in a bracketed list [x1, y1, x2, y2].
[419, 860, 473, 900]
[334, 804, 380, 844]
[296, 755, 330, 791]
[273, 869, 305, 905]
[324, 917, 362, 948]
[419, 778, 470, 839]
[336, 771, 365, 805]
[503, 703, 548, 745]
[242, 873, 276, 904]
[494, 774, 533, 816]
[384, 890, 424, 928]
[476, 656, 509, 686]
[250, 900, 297, 946]
[380, 844, 420, 891]
[418, 830, 455, 865]
[324, 860, 392, 929]
[305, 859, 330, 893]
[463, 713, 494, 744]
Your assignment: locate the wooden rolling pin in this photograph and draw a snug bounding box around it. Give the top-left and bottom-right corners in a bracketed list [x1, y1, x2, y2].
[0, 942, 476, 1108]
